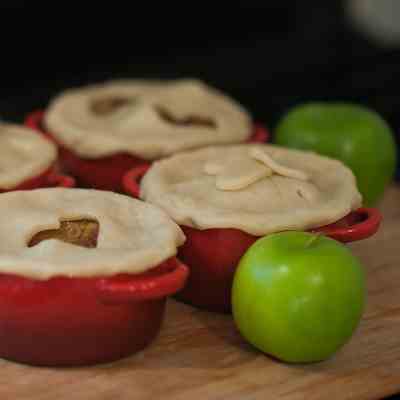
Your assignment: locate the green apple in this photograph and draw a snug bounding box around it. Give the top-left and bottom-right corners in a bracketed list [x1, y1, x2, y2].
[232, 231, 365, 363]
[274, 102, 397, 206]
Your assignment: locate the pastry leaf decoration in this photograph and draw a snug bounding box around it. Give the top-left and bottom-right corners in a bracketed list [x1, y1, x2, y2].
[204, 147, 309, 191]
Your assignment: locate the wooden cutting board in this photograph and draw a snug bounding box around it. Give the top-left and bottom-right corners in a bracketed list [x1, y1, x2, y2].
[2, 186, 400, 400]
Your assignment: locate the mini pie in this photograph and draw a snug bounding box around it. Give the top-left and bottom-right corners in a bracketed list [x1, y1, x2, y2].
[30, 79, 268, 192]
[44, 79, 253, 160]
[0, 188, 188, 366]
[0, 123, 57, 190]
[0, 188, 185, 279]
[140, 144, 362, 235]
[139, 143, 365, 312]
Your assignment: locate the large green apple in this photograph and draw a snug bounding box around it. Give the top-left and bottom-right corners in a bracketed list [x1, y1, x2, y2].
[232, 231, 365, 363]
[274, 103, 397, 206]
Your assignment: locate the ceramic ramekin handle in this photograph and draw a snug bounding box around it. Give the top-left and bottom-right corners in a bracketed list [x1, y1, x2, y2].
[25, 110, 59, 144]
[95, 258, 189, 304]
[248, 123, 270, 143]
[312, 207, 382, 243]
[122, 164, 151, 198]
[46, 172, 76, 188]
[25, 110, 45, 133]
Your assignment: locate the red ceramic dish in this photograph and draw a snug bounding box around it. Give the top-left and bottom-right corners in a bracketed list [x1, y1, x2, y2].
[0, 257, 188, 366]
[25, 110, 270, 192]
[123, 166, 382, 313]
[0, 166, 75, 192]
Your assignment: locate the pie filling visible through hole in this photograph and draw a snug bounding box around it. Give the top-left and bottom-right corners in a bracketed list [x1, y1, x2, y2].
[154, 105, 217, 128]
[91, 97, 132, 116]
[28, 219, 100, 248]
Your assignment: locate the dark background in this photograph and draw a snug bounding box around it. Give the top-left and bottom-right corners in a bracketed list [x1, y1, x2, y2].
[0, 2, 399, 398]
[1, 2, 399, 132]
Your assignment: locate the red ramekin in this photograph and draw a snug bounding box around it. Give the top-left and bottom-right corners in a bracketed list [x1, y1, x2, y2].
[0, 257, 188, 366]
[123, 166, 382, 313]
[25, 110, 269, 192]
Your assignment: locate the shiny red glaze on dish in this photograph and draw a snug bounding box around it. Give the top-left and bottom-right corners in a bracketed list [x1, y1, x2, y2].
[123, 165, 382, 313]
[177, 226, 257, 312]
[0, 257, 188, 366]
[0, 165, 75, 192]
[25, 110, 269, 192]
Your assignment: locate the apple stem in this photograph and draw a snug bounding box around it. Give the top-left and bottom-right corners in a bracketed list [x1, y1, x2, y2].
[305, 234, 321, 247]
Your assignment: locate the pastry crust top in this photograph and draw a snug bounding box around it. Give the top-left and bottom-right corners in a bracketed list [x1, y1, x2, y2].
[44, 79, 252, 160]
[0, 124, 57, 189]
[140, 144, 362, 236]
[0, 189, 185, 279]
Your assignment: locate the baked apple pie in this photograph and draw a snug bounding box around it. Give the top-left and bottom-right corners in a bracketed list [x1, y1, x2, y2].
[0, 188, 188, 366]
[124, 144, 381, 312]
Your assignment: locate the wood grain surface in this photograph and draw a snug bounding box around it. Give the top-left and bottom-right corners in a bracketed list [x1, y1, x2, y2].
[1, 185, 400, 400]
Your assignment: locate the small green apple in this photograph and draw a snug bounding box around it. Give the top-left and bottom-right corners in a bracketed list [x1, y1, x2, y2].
[232, 231, 365, 363]
[274, 102, 397, 206]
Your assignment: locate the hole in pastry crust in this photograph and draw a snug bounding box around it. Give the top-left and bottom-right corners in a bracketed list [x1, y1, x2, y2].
[91, 97, 132, 116]
[28, 219, 99, 248]
[154, 105, 217, 128]
[296, 189, 305, 199]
